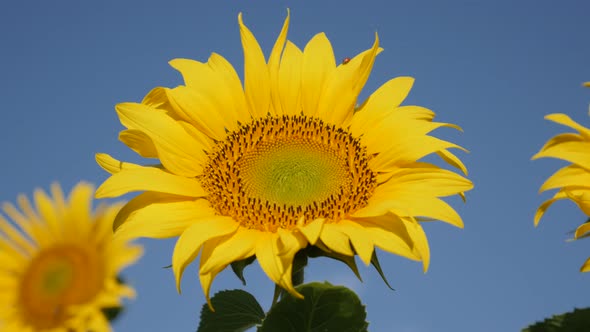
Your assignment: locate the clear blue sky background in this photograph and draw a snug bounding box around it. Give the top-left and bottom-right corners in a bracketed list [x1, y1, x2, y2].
[1, 1, 590, 331]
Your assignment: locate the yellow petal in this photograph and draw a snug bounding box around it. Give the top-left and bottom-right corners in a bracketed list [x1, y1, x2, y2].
[352, 213, 419, 262]
[2, 202, 47, 245]
[319, 223, 354, 256]
[0, 251, 26, 272]
[301, 33, 335, 116]
[318, 33, 380, 126]
[200, 227, 259, 275]
[65, 182, 94, 236]
[565, 189, 590, 216]
[275, 229, 307, 293]
[95, 153, 141, 174]
[575, 222, 590, 239]
[105, 243, 143, 275]
[171, 56, 246, 127]
[172, 216, 238, 292]
[238, 13, 270, 118]
[534, 133, 583, 153]
[534, 190, 568, 226]
[376, 165, 473, 197]
[540, 165, 590, 192]
[0, 215, 35, 255]
[96, 166, 206, 198]
[533, 139, 590, 170]
[437, 149, 468, 175]
[296, 218, 324, 245]
[115, 102, 205, 176]
[361, 106, 462, 155]
[119, 129, 158, 158]
[255, 231, 304, 299]
[142, 86, 176, 112]
[402, 217, 430, 272]
[268, 9, 290, 115]
[545, 113, 590, 140]
[581, 257, 590, 272]
[278, 41, 303, 116]
[34, 188, 62, 238]
[370, 136, 466, 172]
[165, 85, 227, 140]
[177, 120, 214, 151]
[207, 53, 250, 124]
[114, 193, 216, 240]
[199, 265, 225, 310]
[355, 192, 464, 228]
[16, 194, 42, 227]
[349, 76, 415, 132]
[336, 220, 374, 266]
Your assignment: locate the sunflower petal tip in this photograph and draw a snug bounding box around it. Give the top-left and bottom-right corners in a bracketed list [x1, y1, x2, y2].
[206, 299, 215, 312]
[421, 257, 430, 273]
[291, 290, 304, 300]
[174, 274, 183, 294]
[94, 187, 105, 199]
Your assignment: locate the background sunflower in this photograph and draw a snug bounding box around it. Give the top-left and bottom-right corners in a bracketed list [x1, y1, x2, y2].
[0, 182, 142, 331]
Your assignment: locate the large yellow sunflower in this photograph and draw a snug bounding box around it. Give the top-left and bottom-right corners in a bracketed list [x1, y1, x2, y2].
[95, 12, 472, 303]
[534, 84, 590, 271]
[0, 182, 142, 332]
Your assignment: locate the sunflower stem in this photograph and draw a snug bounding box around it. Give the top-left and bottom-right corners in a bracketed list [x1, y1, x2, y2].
[292, 250, 308, 287]
[271, 284, 282, 308]
[292, 266, 305, 286]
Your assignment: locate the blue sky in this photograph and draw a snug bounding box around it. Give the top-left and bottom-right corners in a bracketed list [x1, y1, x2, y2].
[1, 1, 590, 331]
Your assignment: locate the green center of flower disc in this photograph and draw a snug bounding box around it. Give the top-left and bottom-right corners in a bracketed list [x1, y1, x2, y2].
[238, 139, 347, 206]
[20, 245, 105, 328]
[42, 260, 74, 295]
[201, 115, 376, 231]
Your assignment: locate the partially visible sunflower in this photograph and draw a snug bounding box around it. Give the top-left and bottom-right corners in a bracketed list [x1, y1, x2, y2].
[534, 82, 590, 271]
[96, 11, 472, 303]
[0, 182, 142, 331]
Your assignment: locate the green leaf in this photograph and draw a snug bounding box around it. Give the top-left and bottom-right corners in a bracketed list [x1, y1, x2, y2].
[259, 282, 368, 332]
[522, 307, 590, 331]
[230, 256, 256, 285]
[197, 289, 265, 332]
[306, 245, 363, 282]
[370, 251, 394, 291]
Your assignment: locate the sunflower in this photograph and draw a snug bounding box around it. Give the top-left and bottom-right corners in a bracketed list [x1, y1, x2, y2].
[95, 11, 472, 303]
[0, 182, 142, 331]
[534, 85, 590, 271]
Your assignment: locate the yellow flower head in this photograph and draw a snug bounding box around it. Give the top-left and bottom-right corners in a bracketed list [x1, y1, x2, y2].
[0, 182, 142, 331]
[96, 12, 472, 303]
[534, 85, 590, 271]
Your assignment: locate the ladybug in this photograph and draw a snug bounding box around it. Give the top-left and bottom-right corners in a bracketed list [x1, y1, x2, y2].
[342, 57, 351, 65]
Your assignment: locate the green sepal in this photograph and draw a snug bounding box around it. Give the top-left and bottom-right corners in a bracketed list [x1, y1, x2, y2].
[259, 282, 369, 332]
[103, 275, 126, 322]
[102, 306, 123, 323]
[306, 245, 363, 282]
[197, 289, 265, 332]
[370, 251, 394, 291]
[230, 256, 256, 285]
[522, 307, 590, 331]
